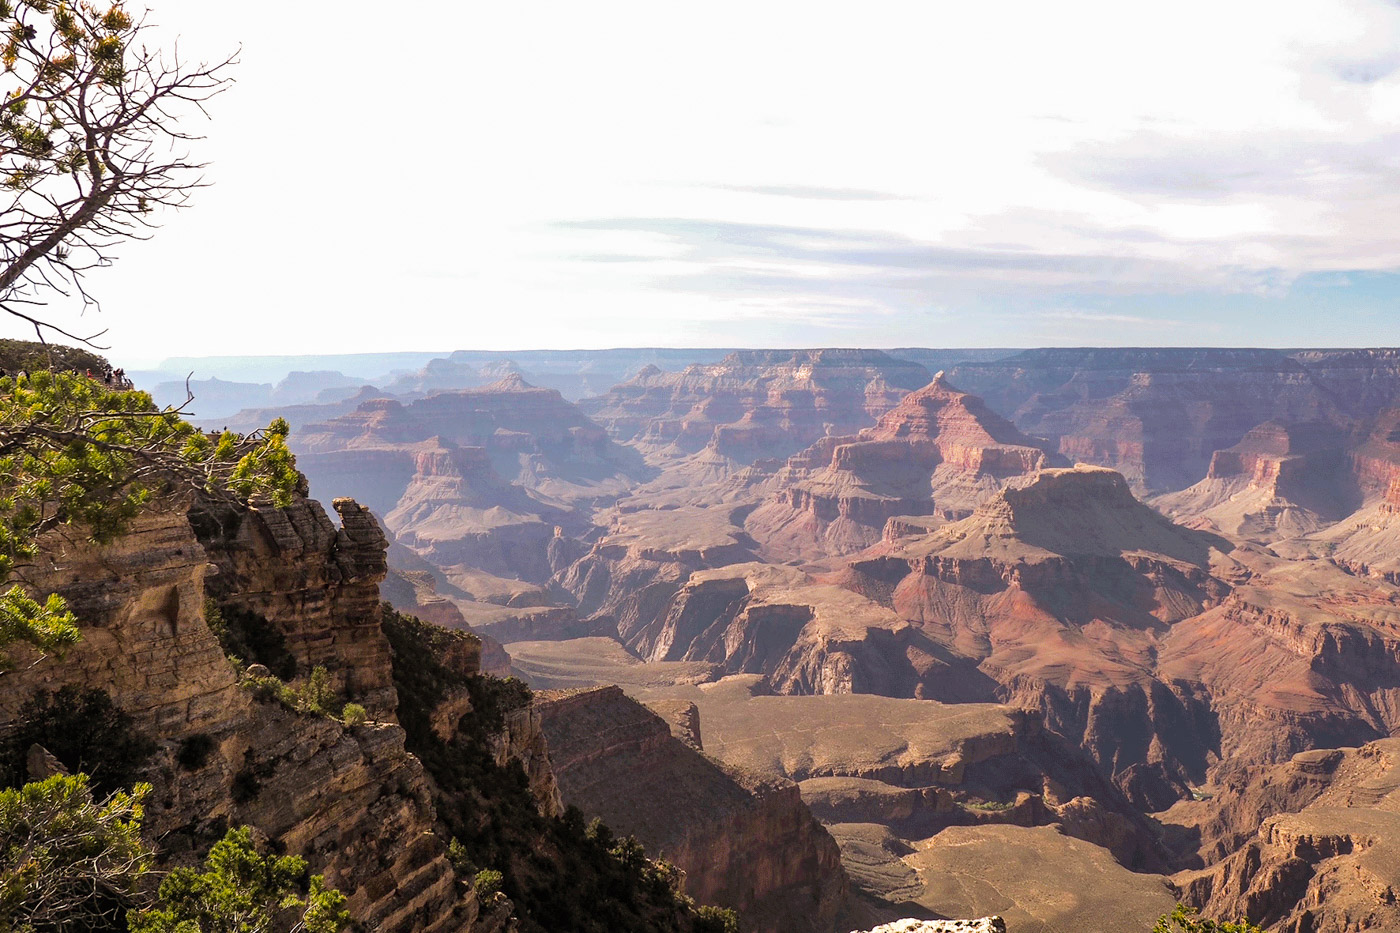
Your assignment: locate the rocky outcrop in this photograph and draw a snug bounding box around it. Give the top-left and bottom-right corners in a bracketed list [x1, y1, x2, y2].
[1171, 739, 1400, 932]
[383, 444, 570, 583]
[946, 348, 1350, 493]
[659, 677, 1163, 871]
[1155, 420, 1352, 540]
[190, 493, 399, 717]
[537, 686, 849, 933]
[297, 376, 645, 505]
[292, 378, 647, 602]
[617, 562, 968, 700]
[746, 373, 1061, 560]
[1, 504, 476, 933]
[556, 505, 759, 645]
[839, 467, 1238, 806]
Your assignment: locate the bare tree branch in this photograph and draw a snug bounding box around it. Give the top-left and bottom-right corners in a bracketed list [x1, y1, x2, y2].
[0, 2, 234, 344]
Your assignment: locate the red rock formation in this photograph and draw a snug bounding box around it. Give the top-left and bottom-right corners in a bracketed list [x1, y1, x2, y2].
[556, 504, 759, 647]
[297, 375, 645, 508]
[745, 374, 1061, 560]
[1171, 740, 1400, 932]
[291, 377, 644, 605]
[838, 467, 1238, 807]
[946, 349, 1351, 492]
[1156, 421, 1352, 539]
[537, 686, 849, 933]
[382, 443, 570, 583]
[579, 349, 931, 470]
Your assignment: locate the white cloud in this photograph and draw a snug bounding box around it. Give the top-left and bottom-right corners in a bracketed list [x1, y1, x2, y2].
[12, 0, 1400, 362]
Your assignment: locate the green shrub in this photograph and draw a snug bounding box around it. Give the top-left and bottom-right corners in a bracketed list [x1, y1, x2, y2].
[1154, 905, 1266, 933]
[340, 703, 367, 727]
[128, 825, 351, 933]
[695, 906, 741, 933]
[240, 673, 295, 707]
[0, 373, 300, 671]
[241, 666, 349, 720]
[446, 837, 474, 876]
[0, 774, 151, 933]
[474, 868, 504, 900]
[301, 665, 339, 716]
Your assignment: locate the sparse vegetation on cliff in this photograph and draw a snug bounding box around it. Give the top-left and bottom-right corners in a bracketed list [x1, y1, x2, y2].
[0, 773, 353, 933]
[130, 826, 350, 933]
[0, 773, 149, 933]
[381, 603, 739, 933]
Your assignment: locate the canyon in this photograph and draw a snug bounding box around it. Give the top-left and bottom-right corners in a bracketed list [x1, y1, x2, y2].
[28, 343, 1400, 932]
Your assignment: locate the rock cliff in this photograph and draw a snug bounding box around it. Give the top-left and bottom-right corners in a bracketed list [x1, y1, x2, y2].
[947, 348, 1351, 493]
[1169, 740, 1400, 932]
[537, 685, 848, 933]
[1, 503, 476, 933]
[1155, 421, 1353, 540]
[191, 492, 399, 716]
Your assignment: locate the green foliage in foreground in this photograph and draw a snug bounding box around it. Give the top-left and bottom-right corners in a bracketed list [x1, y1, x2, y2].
[0, 772, 352, 933]
[129, 826, 350, 933]
[0, 371, 299, 668]
[0, 774, 150, 933]
[1154, 904, 1266, 933]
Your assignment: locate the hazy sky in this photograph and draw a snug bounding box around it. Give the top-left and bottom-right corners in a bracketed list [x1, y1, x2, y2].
[10, 0, 1400, 363]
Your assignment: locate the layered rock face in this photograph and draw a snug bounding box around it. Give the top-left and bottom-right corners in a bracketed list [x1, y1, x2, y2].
[636, 675, 1163, 870]
[617, 562, 973, 701]
[1155, 420, 1352, 539]
[555, 504, 759, 649]
[297, 375, 645, 507]
[537, 685, 848, 933]
[292, 376, 644, 609]
[190, 493, 399, 716]
[946, 348, 1351, 493]
[1155, 555, 1400, 774]
[1169, 740, 1400, 932]
[746, 373, 1061, 560]
[579, 349, 932, 470]
[840, 467, 1237, 806]
[616, 674, 1175, 930]
[1, 504, 476, 933]
[382, 444, 572, 583]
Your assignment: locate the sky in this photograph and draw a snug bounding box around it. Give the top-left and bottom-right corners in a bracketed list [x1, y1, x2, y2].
[9, 0, 1400, 363]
